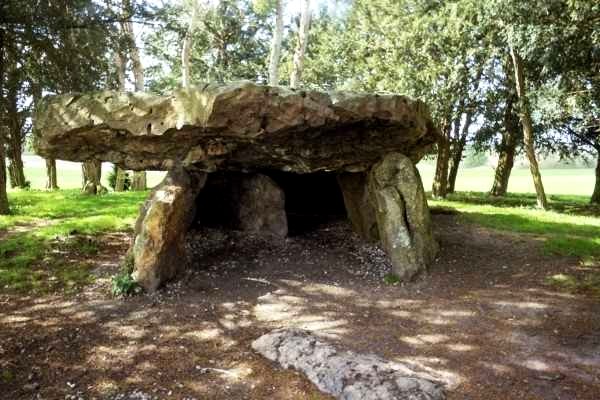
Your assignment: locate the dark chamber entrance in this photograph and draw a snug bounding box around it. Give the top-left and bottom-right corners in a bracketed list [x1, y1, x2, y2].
[193, 170, 348, 236]
[266, 171, 347, 236]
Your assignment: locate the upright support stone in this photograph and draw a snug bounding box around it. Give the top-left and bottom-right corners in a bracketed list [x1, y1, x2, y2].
[367, 153, 438, 280]
[131, 167, 207, 291]
[197, 172, 288, 237]
[337, 172, 379, 242]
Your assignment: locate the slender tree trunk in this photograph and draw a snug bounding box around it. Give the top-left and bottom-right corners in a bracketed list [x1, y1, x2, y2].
[6, 81, 27, 189]
[510, 47, 547, 209]
[0, 130, 9, 214]
[268, 0, 284, 86]
[45, 159, 59, 190]
[114, 50, 128, 192]
[447, 111, 473, 194]
[290, 0, 311, 89]
[122, 0, 146, 190]
[0, 30, 9, 214]
[131, 171, 147, 191]
[490, 130, 517, 197]
[181, 0, 199, 88]
[82, 160, 102, 195]
[432, 119, 452, 198]
[592, 150, 600, 204]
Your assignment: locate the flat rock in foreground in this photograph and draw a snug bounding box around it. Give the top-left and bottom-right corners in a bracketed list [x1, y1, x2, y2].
[33, 82, 438, 173]
[252, 329, 445, 400]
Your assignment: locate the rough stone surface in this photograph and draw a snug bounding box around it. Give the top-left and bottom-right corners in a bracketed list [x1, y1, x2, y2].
[367, 153, 438, 280]
[252, 329, 445, 400]
[131, 168, 206, 291]
[33, 82, 438, 172]
[337, 172, 379, 242]
[196, 172, 287, 237]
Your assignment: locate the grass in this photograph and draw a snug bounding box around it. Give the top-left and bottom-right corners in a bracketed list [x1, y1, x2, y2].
[0, 190, 148, 293]
[430, 191, 600, 296]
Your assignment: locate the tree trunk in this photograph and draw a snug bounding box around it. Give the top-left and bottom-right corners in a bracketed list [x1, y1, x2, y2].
[0, 130, 9, 214]
[432, 120, 451, 198]
[82, 160, 102, 195]
[592, 150, 600, 204]
[131, 171, 147, 191]
[45, 158, 59, 190]
[268, 0, 284, 86]
[290, 0, 311, 89]
[0, 29, 8, 214]
[510, 47, 548, 209]
[113, 49, 128, 191]
[181, 0, 199, 88]
[490, 130, 517, 197]
[6, 78, 27, 189]
[122, 0, 147, 189]
[447, 111, 473, 194]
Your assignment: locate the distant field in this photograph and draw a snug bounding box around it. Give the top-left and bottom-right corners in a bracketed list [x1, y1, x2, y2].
[417, 163, 596, 197]
[11, 155, 166, 191]
[7, 155, 597, 198]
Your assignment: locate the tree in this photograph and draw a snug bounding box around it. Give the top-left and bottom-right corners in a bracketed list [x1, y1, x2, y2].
[122, 0, 147, 191]
[290, 0, 311, 89]
[253, 0, 284, 85]
[182, 0, 202, 88]
[145, 0, 270, 92]
[510, 47, 548, 209]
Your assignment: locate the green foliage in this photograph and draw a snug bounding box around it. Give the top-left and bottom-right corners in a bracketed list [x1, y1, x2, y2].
[111, 270, 141, 297]
[107, 165, 132, 191]
[144, 0, 271, 92]
[383, 273, 401, 285]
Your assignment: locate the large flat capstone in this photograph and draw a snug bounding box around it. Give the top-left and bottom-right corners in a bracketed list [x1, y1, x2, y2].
[33, 81, 438, 173]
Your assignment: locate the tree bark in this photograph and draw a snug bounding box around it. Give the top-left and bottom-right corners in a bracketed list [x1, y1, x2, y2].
[0, 130, 9, 214]
[113, 50, 128, 191]
[592, 150, 600, 204]
[290, 0, 311, 89]
[122, 0, 146, 189]
[45, 158, 59, 190]
[6, 79, 27, 189]
[131, 171, 147, 191]
[447, 111, 473, 194]
[82, 160, 102, 195]
[268, 0, 284, 86]
[510, 47, 548, 209]
[181, 0, 199, 88]
[432, 119, 451, 198]
[490, 131, 517, 197]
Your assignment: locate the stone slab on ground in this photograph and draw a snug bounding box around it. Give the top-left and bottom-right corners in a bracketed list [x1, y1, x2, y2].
[252, 329, 446, 400]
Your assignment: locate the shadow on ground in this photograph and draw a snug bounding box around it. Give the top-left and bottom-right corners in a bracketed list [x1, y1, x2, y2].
[1, 214, 599, 399]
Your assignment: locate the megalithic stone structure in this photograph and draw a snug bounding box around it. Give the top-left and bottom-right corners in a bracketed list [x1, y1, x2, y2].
[33, 81, 440, 291]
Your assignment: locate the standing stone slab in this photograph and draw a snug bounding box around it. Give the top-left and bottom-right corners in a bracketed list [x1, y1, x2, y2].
[367, 153, 438, 280]
[337, 172, 379, 242]
[131, 168, 206, 291]
[197, 172, 288, 237]
[252, 329, 445, 400]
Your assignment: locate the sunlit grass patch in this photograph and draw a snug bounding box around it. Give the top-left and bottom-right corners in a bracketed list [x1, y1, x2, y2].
[0, 190, 147, 294]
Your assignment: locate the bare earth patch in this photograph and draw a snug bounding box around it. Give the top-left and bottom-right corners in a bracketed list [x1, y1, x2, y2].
[1, 214, 599, 399]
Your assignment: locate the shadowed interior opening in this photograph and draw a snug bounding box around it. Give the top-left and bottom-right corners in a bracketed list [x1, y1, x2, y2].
[266, 170, 347, 236]
[193, 171, 348, 236]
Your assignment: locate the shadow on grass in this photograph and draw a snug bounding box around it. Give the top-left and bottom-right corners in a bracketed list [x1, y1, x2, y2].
[429, 191, 600, 297]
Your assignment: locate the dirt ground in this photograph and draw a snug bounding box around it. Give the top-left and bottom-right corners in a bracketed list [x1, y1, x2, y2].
[1, 214, 599, 400]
